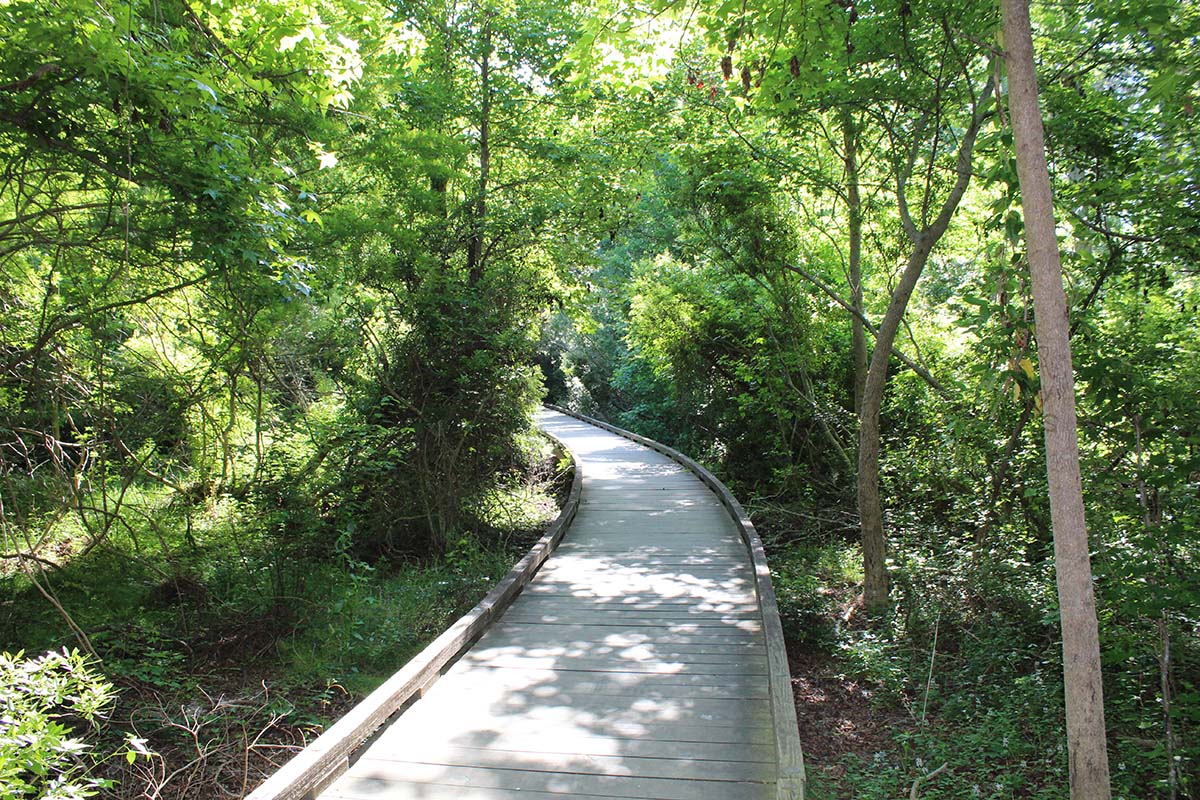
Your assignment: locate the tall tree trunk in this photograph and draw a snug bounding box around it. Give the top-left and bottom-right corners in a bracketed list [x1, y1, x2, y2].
[467, 20, 492, 287]
[857, 234, 935, 611]
[841, 108, 867, 416]
[1000, 2, 1112, 797]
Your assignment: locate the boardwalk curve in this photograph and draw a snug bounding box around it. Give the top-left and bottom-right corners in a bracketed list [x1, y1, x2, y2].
[247, 408, 804, 800]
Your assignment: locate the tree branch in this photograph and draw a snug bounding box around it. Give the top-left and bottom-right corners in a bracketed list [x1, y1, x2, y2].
[782, 261, 952, 400]
[0, 64, 61, 93]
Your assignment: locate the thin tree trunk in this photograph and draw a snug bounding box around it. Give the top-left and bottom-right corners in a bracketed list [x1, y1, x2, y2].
[975, 399, 1035, 550]
[1136, 418, 1176, 796]
[1001, 2, 1112, 797]
[841, 108, 867, 415]
[858, 234, 935, 611]
[856, 72, 994, 613]
[1159, 612, 1179, 800]
[467, 20, 492, 287]
[223, 370, 237, 484]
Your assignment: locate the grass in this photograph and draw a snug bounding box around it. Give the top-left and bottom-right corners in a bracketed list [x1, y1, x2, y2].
[764, 526, 1076, 800]
[0, 429, 570, 799]
[277, 547, 523, 695]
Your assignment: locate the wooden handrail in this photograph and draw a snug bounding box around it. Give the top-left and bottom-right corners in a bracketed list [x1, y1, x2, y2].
[243, 427, 584, 800]
[545, 404, 807, 800]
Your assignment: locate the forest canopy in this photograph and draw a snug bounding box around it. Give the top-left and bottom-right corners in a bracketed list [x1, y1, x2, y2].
[1, 0, 1197, 797]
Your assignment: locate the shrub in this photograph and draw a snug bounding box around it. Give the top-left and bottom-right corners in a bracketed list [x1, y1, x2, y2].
[0, 649, 148, 800]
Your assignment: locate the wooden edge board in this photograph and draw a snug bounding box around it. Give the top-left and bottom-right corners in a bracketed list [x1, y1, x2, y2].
[243, 425, 585, 800]
[544, 405, 806, 800]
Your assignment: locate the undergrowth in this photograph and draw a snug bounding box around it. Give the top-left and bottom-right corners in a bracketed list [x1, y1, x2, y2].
[764, 517, 1198, 800]
[0, 431, 569, 799]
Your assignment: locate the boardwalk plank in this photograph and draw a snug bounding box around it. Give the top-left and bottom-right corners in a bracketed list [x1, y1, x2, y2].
[437, 665, 771, 699]
[363, 746, 773, 781]
[371, 737, 775, 764]
[314, 410, 784, 800]
[333, 763, 774, 800]
[454, 652, 768, 675]
[505, 597, 760, 611]
[479, 621, 763, 643]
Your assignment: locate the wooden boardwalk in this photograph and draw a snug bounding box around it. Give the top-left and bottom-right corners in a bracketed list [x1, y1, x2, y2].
[308, 409, 791, 800]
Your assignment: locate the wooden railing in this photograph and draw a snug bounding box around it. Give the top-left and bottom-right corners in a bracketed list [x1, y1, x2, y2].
[243, 429, 584, 800]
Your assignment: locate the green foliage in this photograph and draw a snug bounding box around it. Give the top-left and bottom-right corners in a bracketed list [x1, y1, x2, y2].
[340, 266, 547, 555]
[0, 649, 148, 800]
[770, 542, 860, 648]
[1, 0, 1198, 797]
[280, 546, 516, 693]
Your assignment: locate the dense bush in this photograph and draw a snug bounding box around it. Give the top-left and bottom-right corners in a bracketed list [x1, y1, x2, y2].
[0, 649, 148, 800]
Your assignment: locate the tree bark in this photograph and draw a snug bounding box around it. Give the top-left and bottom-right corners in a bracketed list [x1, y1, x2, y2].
[841, 108, 868, 416]
[858, 234, 934, 611]
[857, 73, 994, 612]
[1000, 2, 1112, 797]
[467, 20, 492, 287]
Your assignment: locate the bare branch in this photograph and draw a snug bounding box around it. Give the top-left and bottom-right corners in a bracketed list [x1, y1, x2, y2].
[781, 261, 953, 400]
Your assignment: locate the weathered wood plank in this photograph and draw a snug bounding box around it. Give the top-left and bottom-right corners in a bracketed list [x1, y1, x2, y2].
[579, 501, 726, 511]
[381, 690, 771, 726]
[362, 746, 774, 781]
[333, 762, 775, 800]
[492, 618, 762, 633]
[498, 606, 760, 621]
[460, 648, 769, 670]
[545, 406, 806, 800]
[566, 524, 741, 535]
[553, 543, 747, 557]
[549, 560, 748, 569]
[328, 786, 636, 800]
[471, 626, 766, 645]
[465, 644, 768, 665]
[502, 598, 762, 614]
[366, 685, 776, 745]
[583, 481, 705, 490]
[518, 583, 758, 600]
[525, 582, 759, 599]
[467, 641, 766, 662]
[484, 618, 764, 636]
[436, 665, 771, 699]
[471, 624, 765, 650]
[370, 735, 776, 764]
[533, 560, 753, 574]
[454, 652, 769, 675]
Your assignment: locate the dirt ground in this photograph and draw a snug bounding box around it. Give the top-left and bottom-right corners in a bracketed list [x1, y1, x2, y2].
[787, 639, 911, 791]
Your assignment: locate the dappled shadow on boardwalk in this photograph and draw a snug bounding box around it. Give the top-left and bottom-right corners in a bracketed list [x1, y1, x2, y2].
[319, 411, 777, 800]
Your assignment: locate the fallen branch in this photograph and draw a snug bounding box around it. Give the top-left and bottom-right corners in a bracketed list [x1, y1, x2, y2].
[910, 762, 948, 800]
[0, 550, 62, 570]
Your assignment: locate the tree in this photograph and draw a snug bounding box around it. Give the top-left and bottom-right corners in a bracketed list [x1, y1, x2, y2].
[1000, 0, 1112, 796]
[699, 0, 1000, 610]
[305, 0, 597, 553]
